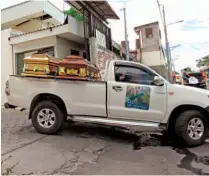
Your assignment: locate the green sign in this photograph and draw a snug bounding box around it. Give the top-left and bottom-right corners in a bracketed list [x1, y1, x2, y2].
[64, 7, 84, 21]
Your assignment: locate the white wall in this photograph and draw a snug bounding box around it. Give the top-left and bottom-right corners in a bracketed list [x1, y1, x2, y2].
[13, 36, 56, 54]
[141, 50, 165, 66]
[9, 25, 68, 45]
[1, 30, 13, 104]
[68, 16, 84, 37]
[55, 36, 85, 58]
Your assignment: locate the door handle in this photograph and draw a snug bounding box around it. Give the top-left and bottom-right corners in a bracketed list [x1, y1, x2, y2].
[112, 86, 123, 92]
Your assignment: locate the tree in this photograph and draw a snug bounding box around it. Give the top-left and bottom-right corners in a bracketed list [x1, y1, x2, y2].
[196, 59, 202, 69]
[196, 55, 209, 68]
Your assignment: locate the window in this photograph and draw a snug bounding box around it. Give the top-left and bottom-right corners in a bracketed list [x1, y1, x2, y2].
[71, 49, 80, 56]
[115, 65, 155, 85]
[145, 28, 153, 38]
[16, 53, 25, 75]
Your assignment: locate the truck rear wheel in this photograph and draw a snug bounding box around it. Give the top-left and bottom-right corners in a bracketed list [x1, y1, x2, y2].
[175, 110, 208, 147]
[31, 101, 64, 134]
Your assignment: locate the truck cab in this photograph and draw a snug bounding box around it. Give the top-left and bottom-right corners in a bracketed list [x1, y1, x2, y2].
[105, 61, 168, 123]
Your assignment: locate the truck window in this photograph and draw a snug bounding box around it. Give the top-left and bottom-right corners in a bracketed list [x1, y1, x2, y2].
[114, 65, 155, 85]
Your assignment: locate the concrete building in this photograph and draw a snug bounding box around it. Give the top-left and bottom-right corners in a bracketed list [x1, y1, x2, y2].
[133, 21, 168, 78]
[1, 1, 120, 104]
[1, 1, 86, 104]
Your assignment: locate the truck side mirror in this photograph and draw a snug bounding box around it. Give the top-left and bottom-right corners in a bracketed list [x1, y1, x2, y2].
[153, 76, 164, 86]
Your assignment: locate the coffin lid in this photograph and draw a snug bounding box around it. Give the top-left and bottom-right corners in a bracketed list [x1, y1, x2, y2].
[62, 55, 97, 68]
[24, 53, 59, 64]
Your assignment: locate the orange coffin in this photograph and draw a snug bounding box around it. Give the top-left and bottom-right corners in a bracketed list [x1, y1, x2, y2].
[58, 55, 100, 80]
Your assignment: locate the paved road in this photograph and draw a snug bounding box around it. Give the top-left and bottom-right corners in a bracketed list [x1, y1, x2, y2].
[1, 108, 209, 175]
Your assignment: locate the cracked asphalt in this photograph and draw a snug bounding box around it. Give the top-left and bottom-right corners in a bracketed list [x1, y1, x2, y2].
[1, 108, 209, 175]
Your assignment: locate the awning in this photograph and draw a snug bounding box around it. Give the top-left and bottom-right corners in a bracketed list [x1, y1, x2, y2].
[65, 1, 119, 20]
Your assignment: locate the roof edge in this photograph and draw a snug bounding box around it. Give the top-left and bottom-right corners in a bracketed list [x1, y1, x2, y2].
[134, 21, 159, 31]
[1, 1, 31, 11]
[9, 24, 65, 39]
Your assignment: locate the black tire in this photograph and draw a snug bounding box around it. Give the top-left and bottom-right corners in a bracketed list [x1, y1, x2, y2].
[175, 110, 208, 147]
[31, 101, 64, 134]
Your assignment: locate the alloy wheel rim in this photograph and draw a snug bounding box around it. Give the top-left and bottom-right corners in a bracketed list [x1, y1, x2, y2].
[187, 118, 204, 140]
[37, 108, 56, 128]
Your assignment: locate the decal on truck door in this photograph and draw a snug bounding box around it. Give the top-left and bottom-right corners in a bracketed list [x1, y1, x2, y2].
[125, 86, 151, 110]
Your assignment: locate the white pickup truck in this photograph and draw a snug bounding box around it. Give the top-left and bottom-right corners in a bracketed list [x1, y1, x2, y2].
[5, 60, 209, 146]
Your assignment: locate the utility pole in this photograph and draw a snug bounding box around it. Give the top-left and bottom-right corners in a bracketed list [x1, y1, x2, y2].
[162, 6, 172, 82]
[121, 7, 129, 61]
[157, 0, 172, 82]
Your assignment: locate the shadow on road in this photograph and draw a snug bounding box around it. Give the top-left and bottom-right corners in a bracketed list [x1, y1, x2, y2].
[174, 147, 209, 175]
[59, 122, 209, 175]
[59, 122, 171, 149]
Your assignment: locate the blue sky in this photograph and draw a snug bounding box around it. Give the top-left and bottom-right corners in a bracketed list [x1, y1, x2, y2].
[1, 0, 209, 72]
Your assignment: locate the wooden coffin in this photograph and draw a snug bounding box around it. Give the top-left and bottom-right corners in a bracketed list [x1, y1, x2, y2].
[23, 54, 59, 77]
[58, 55, 100, 80]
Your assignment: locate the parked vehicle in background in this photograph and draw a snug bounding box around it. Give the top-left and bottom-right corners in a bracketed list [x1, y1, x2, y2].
[5, 60, 209, 147]
[201, 65, 209, 90]
[172, 73, 182, 84]
[182, 71, 206, 89]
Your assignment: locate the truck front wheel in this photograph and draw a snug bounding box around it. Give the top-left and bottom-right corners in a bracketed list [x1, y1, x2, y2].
[175, 110, 208, 147]
[31, 101, 64, 134]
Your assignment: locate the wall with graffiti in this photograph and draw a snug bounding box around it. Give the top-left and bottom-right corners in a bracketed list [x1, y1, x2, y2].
[125, 86, 151, 110]
[96, 45, 119, 70]
[89, 34, 121, 80]
[96, 45, 120, 79]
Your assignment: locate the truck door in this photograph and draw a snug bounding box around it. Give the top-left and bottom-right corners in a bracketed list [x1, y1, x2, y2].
[107, 63, 167, 122]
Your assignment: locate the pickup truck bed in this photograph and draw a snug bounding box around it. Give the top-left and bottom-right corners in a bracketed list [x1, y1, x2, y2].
[8, 75, 107, 117]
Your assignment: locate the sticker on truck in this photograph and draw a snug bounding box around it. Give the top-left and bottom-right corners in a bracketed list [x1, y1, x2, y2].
[125, 86, 150, 110]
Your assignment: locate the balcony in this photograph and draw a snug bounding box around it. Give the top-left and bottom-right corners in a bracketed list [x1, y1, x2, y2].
[9, 16, 84, 45]
[1, 1, 65, 30]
